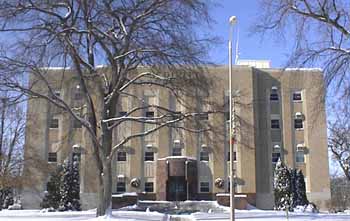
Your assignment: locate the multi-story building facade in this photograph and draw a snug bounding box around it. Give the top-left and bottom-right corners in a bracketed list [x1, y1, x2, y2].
[22, 65, 331, 210]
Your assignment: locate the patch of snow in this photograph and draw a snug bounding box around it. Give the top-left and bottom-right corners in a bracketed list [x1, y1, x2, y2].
[158, 156, 197, 161]
[112, 192, 138, 197]
[285, 68, 322, 71]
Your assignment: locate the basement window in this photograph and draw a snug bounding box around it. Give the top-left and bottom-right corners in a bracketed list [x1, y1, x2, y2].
[144, 182, 154, 193]
[116, 182, 126, 193]
[200, 182, 210, 193]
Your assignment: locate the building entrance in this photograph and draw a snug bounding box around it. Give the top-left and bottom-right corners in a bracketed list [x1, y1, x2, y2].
[166, 176, 187, 201]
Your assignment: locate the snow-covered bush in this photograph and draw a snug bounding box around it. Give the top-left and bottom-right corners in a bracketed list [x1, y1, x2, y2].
[274, 159, 310, 212]
[214, 178, 224, 189]
[41, 166, 63, 209]
[130, 178, 140, 188]
[273, 158, 292, 211]
[59, 156, 81, 211]
[8, 203, 22, 210]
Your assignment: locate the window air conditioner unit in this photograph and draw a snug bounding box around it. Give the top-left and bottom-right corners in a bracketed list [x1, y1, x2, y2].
[274, 144, 281, 150]
[295, 112, 303, 119]
[296, 143, 305, 151]
[117, 174, 125, 180]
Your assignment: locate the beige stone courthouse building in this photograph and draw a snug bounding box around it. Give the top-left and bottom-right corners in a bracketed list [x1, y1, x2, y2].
[22, 61, 331, 210]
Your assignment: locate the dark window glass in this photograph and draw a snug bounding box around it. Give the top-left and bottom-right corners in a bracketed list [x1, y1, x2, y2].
[294, 119, 303, 129]
[200, 151, 209, 161]
[119, 111, 127, 117]
[293, 92, 302, 101]
[200, 182, 210, 192]
[73, 118, 82, 128]
[116, 182, 126, 193]
[74, 85, 83, 100]
[146, 111, 154, 118]
[271, 119, 280, 129]
[72, 152, 81, 161]
[272, 152, 281, 163]
[53, 90, 60, 98]
[144, 152, 154, 161]
[172, 147, 182, 156]
[296, 151, 305, 163]
[198, 113, 209, 121]
[48, 152, 57, 162]
[270, 92, 279, 101]
[144, 182, 154, 192]
[227, 151, 237, 162]
[117, 151, 127, 161]
[50, 118, 59, 128]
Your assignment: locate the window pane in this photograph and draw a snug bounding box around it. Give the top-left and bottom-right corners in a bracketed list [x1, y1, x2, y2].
[48, 152, 57, 162]
[200, 182, 210, 192]
[227, 151, 237, 162]
[117, 151, 127, 161]
[200, 151, 209, 161]
[293, 92, 302, 101]
[145, 182, 154, 192]
[50, 118, 59, 128]
[296, 151, 305, 163]
[272, 152, 281, 163]
[73, 119, 82, 128]
[270, 93, 279, 101]
[172, 147, 182, 156]
[116, 182, 126, 193]
[144, 152, 154, 161]
[271, 119, 280, 129]
[146, 111, 154, 118]
[294, 119, 303, 129]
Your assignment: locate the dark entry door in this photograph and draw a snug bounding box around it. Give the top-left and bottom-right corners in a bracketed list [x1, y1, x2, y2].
[166, 176, 187, 201]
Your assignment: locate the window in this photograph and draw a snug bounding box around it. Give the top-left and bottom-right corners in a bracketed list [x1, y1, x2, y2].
[117, 151, 127, 161]
[294, 119, 303, 129]
[53, 90, 61, 98]
[116, 182, 126, 193]
[74, 85, 83, 100]
[198, 113, 209, 121]
[73, 118, 82, 128]
[227, 151, 237, 162]
[200, 182, 210, 192]
[293, 91, 302, 101]
[72, 152, 81, 161]
[200, 151, 209, 161]
[144, 182, 154, 192]
[119, 111, 127, 117]
[270, 89, 279, 101]
[144, 151, 154, 161]
[271, 119, 280, 129]
[172, 147, 182, 156]
[48, 152, 57, 162]
[272, 152, 281, 163]
[146, 111, 154, 118]
[296, 151, 305, 163]
[50, 118, 59, 128]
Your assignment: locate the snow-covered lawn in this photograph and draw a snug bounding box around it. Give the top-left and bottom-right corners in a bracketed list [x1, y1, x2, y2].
[1, 209, 350, 221]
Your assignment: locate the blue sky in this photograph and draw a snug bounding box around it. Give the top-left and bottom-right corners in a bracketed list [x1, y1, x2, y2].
[208, 0, 293, 67]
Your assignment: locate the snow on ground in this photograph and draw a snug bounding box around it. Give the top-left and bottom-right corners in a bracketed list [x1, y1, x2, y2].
[1, 209, 350, 221]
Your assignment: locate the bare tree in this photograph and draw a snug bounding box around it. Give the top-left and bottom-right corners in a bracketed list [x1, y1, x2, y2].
[328, 103, 350, 181]
[0, 94, 25, 209]
[0, 0, 217, 216]
[254, 0, 350, 98]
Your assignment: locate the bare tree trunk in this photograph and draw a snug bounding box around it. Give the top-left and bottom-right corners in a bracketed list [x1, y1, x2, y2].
[0, 98, 6, 172]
